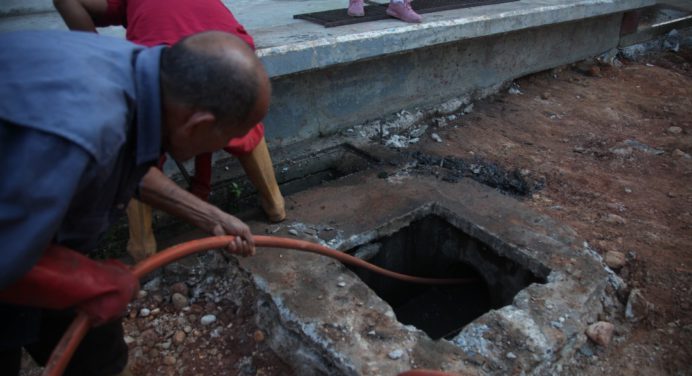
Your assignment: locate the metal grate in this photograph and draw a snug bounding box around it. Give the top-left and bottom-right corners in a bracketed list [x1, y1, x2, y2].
[294, 0, 518, 28]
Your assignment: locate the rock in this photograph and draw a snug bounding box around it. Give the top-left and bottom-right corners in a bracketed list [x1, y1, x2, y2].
[604, 251, 626, 269]
[142, 277, 161, 292]
[253, 330, 265, 343]
[672, 149, 691, 159]
[604, 213, 627, 225]
[124, 336, 136, 345]
[626, 288, 652, 322]
[160, 340, 171, 350]
[388, 349, 404, 360]
[174, 330, 186, 345]
[139, 308, 151, 318]
[337, 281, 346, 287]
[540, 92, 551, 100]
[666, 126, 682, 134]
[586, 321, 615, 347]
[137, 290, 148, 299]
[170, 282, 189, 297]
[163, 355, 176, 365]
[506, 352, 517, 359]
[140, 329, 158, 347]
[171, 293, 189, 310]
[200, 314, 217, 326]
[431, 133, 443, 143]
[288, 229, 299, 236]
[183, 326, 192, 334]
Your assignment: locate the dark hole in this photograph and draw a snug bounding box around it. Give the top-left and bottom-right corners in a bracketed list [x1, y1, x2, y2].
[347, 214, 546, 340]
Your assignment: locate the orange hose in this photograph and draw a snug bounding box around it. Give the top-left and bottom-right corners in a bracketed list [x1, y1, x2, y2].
[43, 235, 475, 376]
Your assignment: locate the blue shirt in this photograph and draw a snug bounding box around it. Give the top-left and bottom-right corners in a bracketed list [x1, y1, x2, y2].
[0, 30, 163, 341]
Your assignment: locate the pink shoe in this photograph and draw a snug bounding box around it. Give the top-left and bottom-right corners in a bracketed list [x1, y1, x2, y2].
[386, 0, 422, 23]
[348, 0, 365, 17]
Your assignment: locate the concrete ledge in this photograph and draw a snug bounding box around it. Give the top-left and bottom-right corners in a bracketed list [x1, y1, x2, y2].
[254, 0, 655, 78]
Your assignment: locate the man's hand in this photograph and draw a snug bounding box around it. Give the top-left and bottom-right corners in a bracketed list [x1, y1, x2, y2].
[0, 245, 139, 326]
[140, 167, 256, 256]
[209, 209, 255, 256]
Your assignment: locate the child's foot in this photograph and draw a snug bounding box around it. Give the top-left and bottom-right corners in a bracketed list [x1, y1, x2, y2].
[386, 0, 422, 23]
[348, 0, 365, 17]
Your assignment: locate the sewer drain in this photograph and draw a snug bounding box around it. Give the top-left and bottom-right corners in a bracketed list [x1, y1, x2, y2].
[348, 214, 546, 339]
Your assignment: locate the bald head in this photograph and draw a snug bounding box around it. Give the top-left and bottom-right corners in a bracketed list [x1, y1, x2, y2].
[160, 31, 270, 127]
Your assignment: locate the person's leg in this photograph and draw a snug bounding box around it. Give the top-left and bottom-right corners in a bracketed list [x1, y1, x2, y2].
[190, 153, 213, 201]
[386, 0, 422, 23]
[236, 137, 286, 222]
[348, 0, 365, 17]
[25, 309, 129, 376]
[125, 198, 157, 263]
[0, 347, 22, 376]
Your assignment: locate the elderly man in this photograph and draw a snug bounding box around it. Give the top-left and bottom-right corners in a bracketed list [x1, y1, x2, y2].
[54, 0, 286, 262]
[0, 30, 268, 375]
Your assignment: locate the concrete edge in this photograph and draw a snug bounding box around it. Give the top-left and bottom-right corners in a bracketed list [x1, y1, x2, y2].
[258, 0, 655, 77]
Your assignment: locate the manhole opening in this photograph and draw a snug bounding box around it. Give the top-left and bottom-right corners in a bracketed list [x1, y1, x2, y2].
[347, 214, 546, 340]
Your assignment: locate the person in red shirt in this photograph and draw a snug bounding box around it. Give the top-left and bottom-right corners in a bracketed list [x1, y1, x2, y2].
[55, 0, 286, 262]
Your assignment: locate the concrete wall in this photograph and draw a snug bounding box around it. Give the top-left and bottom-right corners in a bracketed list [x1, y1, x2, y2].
[265, 13, 624, 146]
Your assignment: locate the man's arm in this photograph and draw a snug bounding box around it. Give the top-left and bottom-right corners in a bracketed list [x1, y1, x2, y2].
[139, 167, 255, 256]
[53, 0, 109, 32]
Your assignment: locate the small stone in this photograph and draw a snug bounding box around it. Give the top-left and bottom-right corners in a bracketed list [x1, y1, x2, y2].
[183, 326, 193, 334]
[150, 308, 160, 315]
[586, 321, 615, 347]
[171, 293, 189, 310]
[626, 288, 652, 322]
[163, 355, 176, 366]
[139, 308, 151, 317]
[137, 290, 148, 299]
[170, 282, 189, 297]
[604, 251, 626, 269]
[506, 352, 517, 359]
[671, 149, 690, 159]
[540, 92, 551, 100]
[624, 187, 632, 193]
[388, 349, 404, 360]
[174, 331, 186, 345]
[124, 335, 136, 345]
[201, 314, 217, 326]
[288, 229, 299, 236]
[604, 213, 627, 225]
[431, 133, 443, 143]
[666, 126, 682, 134]
[160, 341, 171, 350]
[337, 281, 346, 287]
[253, 330, 265, 343]
[140, 329, 157, 347]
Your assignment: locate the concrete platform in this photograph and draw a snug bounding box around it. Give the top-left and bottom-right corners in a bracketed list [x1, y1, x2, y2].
[1, 0, 654, 147]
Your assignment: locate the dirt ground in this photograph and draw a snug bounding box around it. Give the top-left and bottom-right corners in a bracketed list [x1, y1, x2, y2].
[21, 48, 691, 375]
[417, 48, 691, 375]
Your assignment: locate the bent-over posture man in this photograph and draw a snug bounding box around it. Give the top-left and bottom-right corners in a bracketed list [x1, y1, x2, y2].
[0, 30, 268, 375]
[55, 0, 287, 261]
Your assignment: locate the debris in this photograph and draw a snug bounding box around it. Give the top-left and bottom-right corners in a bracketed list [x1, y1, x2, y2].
[254, 330, 266, 343]
[604, 251, 626, 269]
[626, 288, 652, 322]
[388, 349, 404, 360]
[586, 321, 615, 347]
[201, 314, 217, 326]
[666, 126, 682, 135]
[171, 293, 189, 310]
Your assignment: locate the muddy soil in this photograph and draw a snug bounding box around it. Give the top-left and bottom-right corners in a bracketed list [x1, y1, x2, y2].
[413, 48, 692, 375]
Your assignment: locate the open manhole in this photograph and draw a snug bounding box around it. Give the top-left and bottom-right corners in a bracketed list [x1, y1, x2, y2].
[347, 214, 546, 340]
